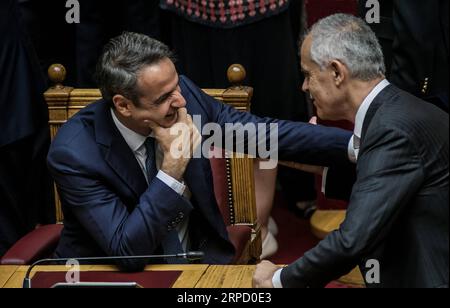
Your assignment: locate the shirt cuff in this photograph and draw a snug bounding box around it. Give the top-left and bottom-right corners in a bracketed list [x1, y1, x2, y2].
[272, 268, 284, 288]
[156, 170, 186, 195]
[348, 136, 357, 163]
[321, 167, 329, 194]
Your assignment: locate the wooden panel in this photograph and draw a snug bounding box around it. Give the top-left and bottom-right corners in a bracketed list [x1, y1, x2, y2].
[1, 264, 208, 288]
[338, 267, 365, 286]
[68, 88, 102, 118]
[310, 209, 346, 239]
[194, 265, 255, 288]
[203, 87, 253, 111]
[0, 266, 18, 288]
[230, 157, 257, 225]
[156, 265, 209, 288]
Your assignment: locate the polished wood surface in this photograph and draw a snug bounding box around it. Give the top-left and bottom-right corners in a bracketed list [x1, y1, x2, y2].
[1, 264, 364, 288]
[195, 265, 255, 288]
[310, 209, 346, 239]
[0, 266, 18, 288]
[0, 264, 208, 288]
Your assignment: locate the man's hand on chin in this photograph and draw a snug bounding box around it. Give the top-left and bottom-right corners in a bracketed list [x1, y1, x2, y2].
[147, 107, 201, 181]
[253, 260, 280, 288]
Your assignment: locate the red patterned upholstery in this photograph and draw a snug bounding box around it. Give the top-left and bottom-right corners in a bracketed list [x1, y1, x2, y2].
[226, 225, 252, 263]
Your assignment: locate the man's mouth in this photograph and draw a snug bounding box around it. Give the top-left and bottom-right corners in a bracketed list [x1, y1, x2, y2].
[165, 113, 177, 121]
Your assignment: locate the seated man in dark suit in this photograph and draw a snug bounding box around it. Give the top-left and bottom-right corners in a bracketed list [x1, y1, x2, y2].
[254, 14, 449, 288]
[47, 32, 353, 271]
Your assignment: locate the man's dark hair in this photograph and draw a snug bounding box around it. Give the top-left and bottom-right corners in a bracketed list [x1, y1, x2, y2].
[95, 32, 175, 105]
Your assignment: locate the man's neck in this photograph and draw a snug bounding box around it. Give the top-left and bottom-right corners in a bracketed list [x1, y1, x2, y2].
[112, 108, 151, 136]
[345, 77, 385, 123]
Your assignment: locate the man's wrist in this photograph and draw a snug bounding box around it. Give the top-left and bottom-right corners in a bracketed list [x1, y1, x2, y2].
[156, 170, 186, 195]
[161, 161, 184, 181]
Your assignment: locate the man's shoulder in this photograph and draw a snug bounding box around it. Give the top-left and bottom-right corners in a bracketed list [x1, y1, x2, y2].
[365, 86, 448, 149]
[50, 99, 106, 151]
[372, 86, 447, 130]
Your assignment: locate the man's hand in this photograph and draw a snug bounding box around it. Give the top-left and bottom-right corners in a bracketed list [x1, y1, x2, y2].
[253, 260, 281, 288]
[147, 108, 201, 180]
[309, 116, 317, 125]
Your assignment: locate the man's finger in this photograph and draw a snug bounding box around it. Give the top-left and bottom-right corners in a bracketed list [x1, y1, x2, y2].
[177, 107, 188, 122]
[309, 116, 318, 125]
[144, 119, 160, 132]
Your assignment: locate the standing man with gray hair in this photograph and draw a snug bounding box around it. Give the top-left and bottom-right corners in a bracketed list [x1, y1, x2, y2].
[253, 13, 449, 288]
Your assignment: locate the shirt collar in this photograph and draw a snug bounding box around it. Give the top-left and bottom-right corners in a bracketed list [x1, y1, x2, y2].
[110, 108, 148, 152]
[354, 79, 390, 139]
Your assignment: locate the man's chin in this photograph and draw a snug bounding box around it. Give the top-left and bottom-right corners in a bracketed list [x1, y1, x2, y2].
[315, 109, 331, 121]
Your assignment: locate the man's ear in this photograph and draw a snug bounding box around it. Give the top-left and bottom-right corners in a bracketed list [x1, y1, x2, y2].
[112, 94, 132, 117]
[330, 60, 347, 87]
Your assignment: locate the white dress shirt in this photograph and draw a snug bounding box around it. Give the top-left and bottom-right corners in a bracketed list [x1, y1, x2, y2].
[273, 79, 390, 288]
[111, 109, 190, 251]
[350, 79, 390, 162]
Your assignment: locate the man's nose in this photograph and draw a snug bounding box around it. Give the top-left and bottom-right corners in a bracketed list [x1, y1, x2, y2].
[171, 92, 186, 108]
[301, 78, 308, 93]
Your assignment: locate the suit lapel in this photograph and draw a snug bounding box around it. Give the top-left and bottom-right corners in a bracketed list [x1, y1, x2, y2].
[94, 100, 148, 199]
[361, 84, 398, 143]
[105, 138, 148, 198]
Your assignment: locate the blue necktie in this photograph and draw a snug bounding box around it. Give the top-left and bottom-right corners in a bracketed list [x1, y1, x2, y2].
[144, 137, 187, 263]
[144, 137, 157, 183]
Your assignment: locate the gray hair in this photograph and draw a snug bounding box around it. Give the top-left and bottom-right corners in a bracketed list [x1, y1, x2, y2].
[95, 32, 175, 104]
[308, 14, 385, 81]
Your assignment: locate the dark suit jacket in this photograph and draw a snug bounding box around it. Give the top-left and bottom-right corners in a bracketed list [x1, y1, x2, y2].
[48, 75, 351, 271]
[359, 0, 449, 112]
[281, 85, 449, 288]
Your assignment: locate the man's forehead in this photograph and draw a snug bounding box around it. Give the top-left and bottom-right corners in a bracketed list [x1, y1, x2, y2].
[300, 36, 313, 63]
[300, 56, 312, 72]
[300, 58, 308, 69]
[138, 61, 177, 90]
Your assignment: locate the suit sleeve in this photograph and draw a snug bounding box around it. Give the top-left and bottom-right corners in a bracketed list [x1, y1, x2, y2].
[280, 126, 425, 287]
[48, 145, 193, 271]
[181, 76, 352, 167]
